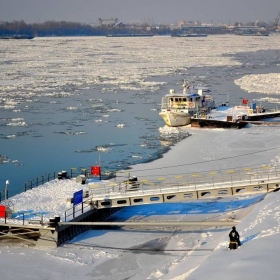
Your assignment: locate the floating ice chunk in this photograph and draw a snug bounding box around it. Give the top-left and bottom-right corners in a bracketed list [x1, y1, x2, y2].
[97, 146, 111, 152]
[117, 124, 125, 128]
[7, 122, 27, 126]
[11, 118, 24, 121]
[140, 142, 148, 147]
[0, 105, 16, 109]
[158, 125, 189, 134]
[132, 155, 143, 159]
[66, 107, 78, 110]
[255, 97, 280, 104]
[54, 131, 86, 135]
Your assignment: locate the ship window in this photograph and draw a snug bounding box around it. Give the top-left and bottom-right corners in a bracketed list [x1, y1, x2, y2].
[183, 98, 186, 102]
[190, 98, 193, 101]
[170, 98, 173, 101]
[175, 98, 179, 102]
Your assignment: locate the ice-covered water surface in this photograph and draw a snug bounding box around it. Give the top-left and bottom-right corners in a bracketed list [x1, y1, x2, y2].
[1, 35, 280, 99]
[0, 35, 280, 194]
[235, 73, 280, 94]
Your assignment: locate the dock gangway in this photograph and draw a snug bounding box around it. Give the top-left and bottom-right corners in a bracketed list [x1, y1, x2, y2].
[82, 165, 280, 210]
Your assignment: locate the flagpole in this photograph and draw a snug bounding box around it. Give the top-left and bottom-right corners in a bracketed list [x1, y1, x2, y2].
[99, 153, 101, 180]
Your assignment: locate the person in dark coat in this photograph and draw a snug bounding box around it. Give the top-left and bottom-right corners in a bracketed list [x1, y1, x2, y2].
[229, 226, 241, 249]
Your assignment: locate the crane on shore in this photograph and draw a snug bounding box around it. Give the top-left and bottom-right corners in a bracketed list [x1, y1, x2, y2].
[273, 11, 280, 30]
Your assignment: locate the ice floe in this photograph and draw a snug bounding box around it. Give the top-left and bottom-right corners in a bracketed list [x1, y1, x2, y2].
[235, 73, 280, 94]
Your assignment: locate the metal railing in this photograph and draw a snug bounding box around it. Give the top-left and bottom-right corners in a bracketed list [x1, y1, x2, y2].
[0, 211, 44, 226]
[64, 198, 94, 222]
[24, 172, 56, 192]
[0, 172, 56, 203]
[0, 190, 7, 203]
[69, 167, 114, 179]
[0, 166, 113, 203]
[92, 165, 280, 198]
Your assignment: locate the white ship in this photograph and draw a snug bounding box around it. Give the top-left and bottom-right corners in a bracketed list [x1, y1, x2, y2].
[159, 80, 215, 127]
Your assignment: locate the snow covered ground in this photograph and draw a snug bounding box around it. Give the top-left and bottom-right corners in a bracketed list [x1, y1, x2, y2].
[187, 190, 280, 280]
[1, 188, 279, 280]
[1, 122, 280, 279]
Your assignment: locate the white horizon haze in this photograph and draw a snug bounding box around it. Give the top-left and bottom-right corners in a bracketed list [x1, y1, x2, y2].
[0, 0, 279, 25]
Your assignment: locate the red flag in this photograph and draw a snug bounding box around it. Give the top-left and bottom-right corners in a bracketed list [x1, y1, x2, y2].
[242, 99, 248, 105]
[0, 205, 6, 218]
[91, 166, 101, 176]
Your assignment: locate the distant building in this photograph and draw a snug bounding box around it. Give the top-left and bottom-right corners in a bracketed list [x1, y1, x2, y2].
[178, 20, 201, 27]
[98, 18, 118, 26]
[180, 25, 228, 34]
[231, 26, 269, 35]
[233, 26, 260, 31]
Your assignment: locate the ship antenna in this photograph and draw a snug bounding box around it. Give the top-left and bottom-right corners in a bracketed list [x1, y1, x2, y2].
[183, 79, 188, 94]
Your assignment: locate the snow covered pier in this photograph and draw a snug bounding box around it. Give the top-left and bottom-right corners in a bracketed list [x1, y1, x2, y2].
[1, 165, 280, 247]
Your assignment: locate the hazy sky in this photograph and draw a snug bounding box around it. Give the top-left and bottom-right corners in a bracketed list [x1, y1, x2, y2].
[0, 0, 279, 25]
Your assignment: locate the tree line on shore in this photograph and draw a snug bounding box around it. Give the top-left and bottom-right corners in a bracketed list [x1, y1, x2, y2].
[0, 20, 171, 37]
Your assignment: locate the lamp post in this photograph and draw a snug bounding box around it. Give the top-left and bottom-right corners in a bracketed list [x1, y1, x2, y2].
[5, 180, 9, 200]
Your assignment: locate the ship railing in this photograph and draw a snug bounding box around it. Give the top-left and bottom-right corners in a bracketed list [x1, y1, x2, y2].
[215, 101, 279, 111]
[161, 101, 202, 111]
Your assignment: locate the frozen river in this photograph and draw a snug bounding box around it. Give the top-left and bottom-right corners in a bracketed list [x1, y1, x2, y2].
[0, 34, 280, 196]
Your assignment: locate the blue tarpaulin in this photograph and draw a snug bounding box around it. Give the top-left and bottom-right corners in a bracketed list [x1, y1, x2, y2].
[73, 190, 83, 206]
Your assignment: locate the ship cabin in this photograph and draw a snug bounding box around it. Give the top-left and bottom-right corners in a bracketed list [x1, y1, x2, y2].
[161, 87, 212, 115]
